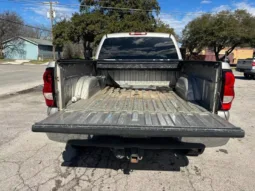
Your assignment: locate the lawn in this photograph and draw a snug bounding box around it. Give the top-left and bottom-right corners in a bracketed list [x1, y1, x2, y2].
[28, 59, 53, 64]
[0, 58, 15, 63]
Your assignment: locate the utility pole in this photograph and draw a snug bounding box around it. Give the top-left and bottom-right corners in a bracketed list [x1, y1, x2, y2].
[43, 1, 58, 60]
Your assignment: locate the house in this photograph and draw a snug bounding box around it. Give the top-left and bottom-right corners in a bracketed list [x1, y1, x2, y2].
[200, 48, 255, 65]
[2, 36, 60, 60]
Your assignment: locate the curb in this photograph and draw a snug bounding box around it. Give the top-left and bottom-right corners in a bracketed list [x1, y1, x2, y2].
[0, 85, 43, 99]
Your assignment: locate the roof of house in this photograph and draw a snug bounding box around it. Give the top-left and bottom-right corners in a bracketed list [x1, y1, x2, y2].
[2, 36, 53, 46]
[24, 37, 52, 46]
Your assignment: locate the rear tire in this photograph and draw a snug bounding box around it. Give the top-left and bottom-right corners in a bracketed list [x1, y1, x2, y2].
[244, 73, 252, 79]
[244, 73, 249, 79]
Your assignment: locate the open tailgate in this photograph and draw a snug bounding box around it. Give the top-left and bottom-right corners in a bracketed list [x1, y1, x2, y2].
[32, 110, 244, 138]
[33, 88, 244, 138]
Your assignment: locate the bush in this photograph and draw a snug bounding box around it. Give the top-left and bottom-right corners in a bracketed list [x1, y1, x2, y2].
[62, 42, 83, 59]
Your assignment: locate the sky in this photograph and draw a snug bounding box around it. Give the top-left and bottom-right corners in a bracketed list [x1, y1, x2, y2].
[0, 0, 255, 35]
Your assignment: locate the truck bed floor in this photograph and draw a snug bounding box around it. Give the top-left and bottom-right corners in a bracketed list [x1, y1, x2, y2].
[67, 86, 206, 114]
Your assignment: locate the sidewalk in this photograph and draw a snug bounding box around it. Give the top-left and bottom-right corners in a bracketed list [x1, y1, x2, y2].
[0, 59, 50, 65]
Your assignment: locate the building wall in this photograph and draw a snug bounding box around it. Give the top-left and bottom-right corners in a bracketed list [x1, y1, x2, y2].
[231, 48, 254, 64]
[38, 45, 62, 59]
[3, 38, 38, 60]
[200, 48, 254, 65]
[38, 45, 53, 59]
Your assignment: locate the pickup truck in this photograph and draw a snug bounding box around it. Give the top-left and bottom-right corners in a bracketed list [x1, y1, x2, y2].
[236, 58, 255, 79]
[32, 32, 244, 163]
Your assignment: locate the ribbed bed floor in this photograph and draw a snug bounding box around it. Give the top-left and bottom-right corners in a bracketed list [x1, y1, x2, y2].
[55, 86, 228, 129]
[67, 86, 207, 114]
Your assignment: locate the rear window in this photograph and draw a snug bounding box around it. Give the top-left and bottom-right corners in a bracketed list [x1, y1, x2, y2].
[98, 37, 178, 60]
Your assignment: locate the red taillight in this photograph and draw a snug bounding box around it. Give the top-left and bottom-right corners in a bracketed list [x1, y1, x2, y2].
[221, 71, 235, 110]
[252, 62, 255, 66]
[43, 69, 55, 107]
[129, 32, 147, 35]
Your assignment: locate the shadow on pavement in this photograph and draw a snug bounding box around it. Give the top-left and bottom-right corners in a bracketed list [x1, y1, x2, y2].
[235, 76, 250, 80]
[61, 146, 189, 174]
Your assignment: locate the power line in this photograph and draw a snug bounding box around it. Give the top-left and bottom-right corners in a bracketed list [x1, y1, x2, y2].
[4, 0, 236, 17]
[0, 17, 51, 32]
[5, 0, 209, 16]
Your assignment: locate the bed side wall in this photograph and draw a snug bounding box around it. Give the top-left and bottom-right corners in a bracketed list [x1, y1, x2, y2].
[177, 61, 221, 112]
[55, 60, 96, 110]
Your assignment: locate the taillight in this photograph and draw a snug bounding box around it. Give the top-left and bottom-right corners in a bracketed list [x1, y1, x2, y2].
[252, 62, 255, 66]
[43, 68, 55, 107]
[221, 71, 235, 110]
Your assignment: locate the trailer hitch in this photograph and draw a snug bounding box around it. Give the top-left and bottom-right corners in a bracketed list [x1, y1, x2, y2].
[128, 153, 143, 163]
[127, 148, 144, 163]
[112, 148, 144, 163]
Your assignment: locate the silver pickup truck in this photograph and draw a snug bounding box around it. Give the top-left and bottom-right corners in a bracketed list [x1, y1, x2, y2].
[32, 33, 244, 163]
[236, 58, 255, 79]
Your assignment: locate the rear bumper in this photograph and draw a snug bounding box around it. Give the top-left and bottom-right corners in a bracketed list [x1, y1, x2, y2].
[67, 136, 206, 151]
[236, 68, 255, 74]
[217, 111, 230, 121]
[46, 133, 230, 147]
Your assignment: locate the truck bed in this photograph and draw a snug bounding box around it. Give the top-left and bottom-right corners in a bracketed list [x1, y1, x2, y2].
[32, 87, 244, 138]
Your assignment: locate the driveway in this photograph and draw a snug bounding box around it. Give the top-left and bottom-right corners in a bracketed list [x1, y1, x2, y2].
[0, 73, 254, 191]
[0, 64, 45, 96]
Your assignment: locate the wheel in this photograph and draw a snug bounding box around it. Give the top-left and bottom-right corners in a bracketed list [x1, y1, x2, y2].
[244, 73, 249, 78]
[244, 73, 252, 79]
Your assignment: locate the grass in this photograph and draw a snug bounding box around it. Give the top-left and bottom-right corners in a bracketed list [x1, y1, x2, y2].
[0, 59, 53, 64]
[0, 58, 15, 62]
[28, 59, 53, 64]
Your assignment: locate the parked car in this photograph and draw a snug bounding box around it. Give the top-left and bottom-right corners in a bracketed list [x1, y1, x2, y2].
[32, 32, 244, 163]
[236, 58, 255, 79]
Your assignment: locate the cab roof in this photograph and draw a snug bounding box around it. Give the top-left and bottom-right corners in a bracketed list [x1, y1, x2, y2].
[106, 32, 172, 38]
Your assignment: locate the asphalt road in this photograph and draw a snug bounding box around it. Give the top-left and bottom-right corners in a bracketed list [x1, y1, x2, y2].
[0, 73, 254, 191]
[0, 64, 45, 96]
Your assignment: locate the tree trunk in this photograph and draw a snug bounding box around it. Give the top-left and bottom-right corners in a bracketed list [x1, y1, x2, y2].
[83, 40, 87, 59]
[215, 51, 220, 61]
[213, 46, 221, 61]
[219, 44, 238, 61]
[0, 43, 3, 58]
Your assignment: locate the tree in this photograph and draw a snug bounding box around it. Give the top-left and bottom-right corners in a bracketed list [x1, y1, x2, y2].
[67, 11, 106, 58]
[22, 24, 51, 40]
[0, 11, 24, 57]
[78, 0, 162, 54]
[53, 0, 175, 58]
[182, 14, 211, 57]
[0, 11, 23, 42]
[78, 0, 160, 33]
[53, 20, 70, 48]
[155, 19, 176, 37]
[182, 10, 255, 61]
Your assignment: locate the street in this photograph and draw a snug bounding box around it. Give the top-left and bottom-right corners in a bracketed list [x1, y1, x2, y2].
[0, 64, 45, 96]
[0, 71, 254, 191]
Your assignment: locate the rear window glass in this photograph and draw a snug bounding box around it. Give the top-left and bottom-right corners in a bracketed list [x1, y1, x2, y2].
[99, 37, 178, 60]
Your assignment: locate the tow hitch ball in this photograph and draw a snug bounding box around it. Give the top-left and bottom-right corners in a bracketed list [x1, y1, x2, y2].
[127, 153, 143, 164]
[112, 148, 144, 163]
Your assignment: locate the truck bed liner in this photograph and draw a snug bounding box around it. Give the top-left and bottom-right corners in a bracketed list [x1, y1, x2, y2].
[32, 87, 244, 138]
